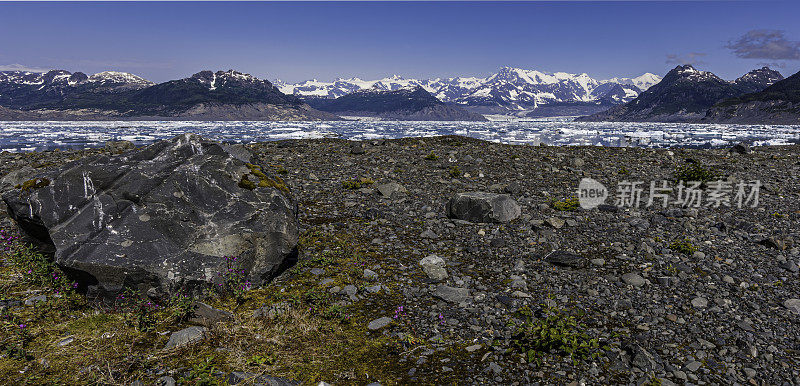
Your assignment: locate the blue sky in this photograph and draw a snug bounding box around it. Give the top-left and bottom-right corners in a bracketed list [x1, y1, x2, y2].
[1, 1, 799, 83]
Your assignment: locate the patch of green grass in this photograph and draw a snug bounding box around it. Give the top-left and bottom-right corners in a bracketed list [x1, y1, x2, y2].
[424, 152, 439, 160]
[169, 292, 195, 323]
[178, 355, 220, 386]
[551, 197, 580, 212]
[448, 166, 461, 178]
[247, 353, 276, 367]
[669, 239, 698, 255]
[510, 303, 608, 365]
[341, 177, 374, 190]
[674, 162, 717, 183]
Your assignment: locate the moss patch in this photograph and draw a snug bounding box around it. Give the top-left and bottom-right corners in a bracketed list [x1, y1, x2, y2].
[14, 178, 50, 192]
[238, 163, 290, 194]
[552, 197, 580, 212]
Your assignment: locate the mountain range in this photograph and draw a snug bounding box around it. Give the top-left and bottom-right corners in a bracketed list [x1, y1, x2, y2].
[306, 86, 487, 121]
[2, 66, 798, 124]
[703, 70, 800, 124]
[276, 67, 662, 115]
[577, 65, 787, 123]
[0, 70, 338, 121]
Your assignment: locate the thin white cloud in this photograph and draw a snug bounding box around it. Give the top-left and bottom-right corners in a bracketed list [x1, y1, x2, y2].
[0, 63, 50, 73]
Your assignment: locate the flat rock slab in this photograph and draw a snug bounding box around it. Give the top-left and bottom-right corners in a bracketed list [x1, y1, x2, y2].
[367, 316, 393, 330]
[164, 326, 207, 350]
[544, 251, 585, 268]
[375, 182, 406, 198]
[433, 285, 471, 304]
[189, 302, 234, 327]
[446, 192, 520, 223]
[2, 134, 299, 295]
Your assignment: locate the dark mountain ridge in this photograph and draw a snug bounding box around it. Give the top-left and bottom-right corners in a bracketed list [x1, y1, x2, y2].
[0, 70, 338, 121]
[703, 69, 800, 124]
[576, 65, 783, 122]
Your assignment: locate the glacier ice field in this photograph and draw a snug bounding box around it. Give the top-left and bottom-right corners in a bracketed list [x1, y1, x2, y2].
[0, 117, 798, 152]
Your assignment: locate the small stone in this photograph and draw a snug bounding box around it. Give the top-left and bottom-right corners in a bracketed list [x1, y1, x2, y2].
[545, 217, 565, 229]
[350, 143, 366, 154]
[590, 258, 605, 266]
[466, 344, 482, 352]
[310, 268, 324, 275]
[189, 302, 234, 327]
[545, 251, 585, 268]
[730, 142, 751, 154]
[363, 269, 378, 280]
[420, 229, 438, 239]
[780, 260, 799, 273]
[783, 298, 800, 315]
[419, 255, 448, 281]
[368, 317, 392, 330]
[156, 376, 177, 386]
[164, 326, 207, 349]
[489, 238, 506, 248]
[672, 370, 687, 381]
[628, 218, 650, 230]
[691, 297, 708, 308]
[24, 295, 47, 306]
[692, 251, 705, 259]
[375, 182, 406, 198]
[684, 360, 702, 372]
[57, 336, 74, 347]
[511, 290, 531, 298]
[342, 285, 358, 300]
[622, 272, 646, 287]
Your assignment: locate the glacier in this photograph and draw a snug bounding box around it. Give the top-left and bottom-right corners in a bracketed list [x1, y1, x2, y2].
[0, 118, 798, 152]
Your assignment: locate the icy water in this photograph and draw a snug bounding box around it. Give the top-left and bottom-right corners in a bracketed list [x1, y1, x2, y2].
[1, 117, 799, 152]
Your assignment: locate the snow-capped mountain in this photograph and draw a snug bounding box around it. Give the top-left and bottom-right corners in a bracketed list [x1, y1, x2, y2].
[732, 66, 785, 94]
[275, 67, 662, 112]
[305, 86, 486, 121]
[578, 65, 784, 123]
[0, 70, 153, 89]
[0, 69, 154, 109]
[0, 69, 339, 121]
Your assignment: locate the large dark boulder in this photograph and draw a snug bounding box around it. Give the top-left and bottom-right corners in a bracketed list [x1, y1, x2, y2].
[446, 192, 521, 223]
[2, 134, 298, 296]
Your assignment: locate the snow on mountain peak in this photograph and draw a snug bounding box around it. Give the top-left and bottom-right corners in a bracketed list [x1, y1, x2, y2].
[88, 71, 153, 85]
[276, 67, 665, 109]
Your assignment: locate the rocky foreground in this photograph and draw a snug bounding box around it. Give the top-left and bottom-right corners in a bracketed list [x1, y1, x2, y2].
[0, 135, 799, 385]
